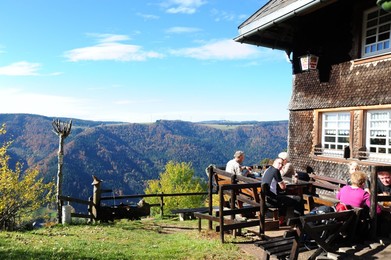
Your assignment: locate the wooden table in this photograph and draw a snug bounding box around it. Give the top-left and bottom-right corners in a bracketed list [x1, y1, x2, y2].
[377, 194, 391, 202]
[283, 178, 312, 197]
[378, 194, 391, 210]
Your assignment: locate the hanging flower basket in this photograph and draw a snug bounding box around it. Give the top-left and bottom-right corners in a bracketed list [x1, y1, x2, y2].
[377, 0, 391, 12]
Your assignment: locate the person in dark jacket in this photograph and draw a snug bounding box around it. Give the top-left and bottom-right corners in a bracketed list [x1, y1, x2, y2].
[262, 158, 304, 225]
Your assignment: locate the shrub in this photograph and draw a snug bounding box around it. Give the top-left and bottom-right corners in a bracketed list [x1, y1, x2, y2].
[0, 124, 55, 230]
[144, 161, 207, 215]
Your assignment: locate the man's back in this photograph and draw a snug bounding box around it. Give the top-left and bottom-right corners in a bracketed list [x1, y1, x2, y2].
[262, 166, 282, 196]
[226, 159, 241, 175]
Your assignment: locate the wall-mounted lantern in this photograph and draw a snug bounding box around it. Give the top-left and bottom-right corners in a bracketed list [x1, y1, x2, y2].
[377, 0, 391, 12]
[299, 53, 319, 71]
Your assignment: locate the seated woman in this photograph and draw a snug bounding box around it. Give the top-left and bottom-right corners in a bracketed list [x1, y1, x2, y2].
[336, 171, 381, 214]
[336, 171, 382, 239]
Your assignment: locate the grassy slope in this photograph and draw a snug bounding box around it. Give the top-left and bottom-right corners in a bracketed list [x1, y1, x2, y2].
[0, 218, 255, 260]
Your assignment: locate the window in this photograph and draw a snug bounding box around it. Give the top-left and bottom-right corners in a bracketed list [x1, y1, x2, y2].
[366, 110, 391, 160]
[362, 7, 391, 57]
[314, 107, 391, 163]
[321, 112, 350, 157]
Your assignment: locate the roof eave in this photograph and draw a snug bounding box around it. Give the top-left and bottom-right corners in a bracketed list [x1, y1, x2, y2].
[234, 0, 336, 45]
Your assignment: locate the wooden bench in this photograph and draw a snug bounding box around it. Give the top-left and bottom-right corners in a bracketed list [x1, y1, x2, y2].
[256, 209, 361, 260]
[194, 181, 264, 243]
[303, 174, 347, 211]
[171, 207, 211, 221]
[214, 168, 280, 223]
[194, 166, 279, 243]
[213, 168, 261, 207]
[308, 173, 347, 193]
[303, 194, 340, 212]
[255, 234, 310, 260]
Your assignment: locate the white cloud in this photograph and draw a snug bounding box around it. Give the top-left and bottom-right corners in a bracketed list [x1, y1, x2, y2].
[0, 61, 41, 76]
[114, 100, 132, 105]
[95, 34, 130, 43]
[210, 9, 249, 23]
[165, 26, 201, 34]
[137, 13, 159, 20]
[0, 87, 289, 123]
[0, 88, 92, 119]
[170, 39, 262, 60]
[113, 98, 161, 106]
[0, 87, 164, 123]
[163, 0, 206, 14]
[210, 9, 235, 22]
[0, 61, 62, 76]
[64, 34, 164, 62]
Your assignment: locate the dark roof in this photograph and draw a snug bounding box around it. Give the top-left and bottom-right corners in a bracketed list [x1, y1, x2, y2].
[234, 0, 337, 51]
[238, 0, 298, 29]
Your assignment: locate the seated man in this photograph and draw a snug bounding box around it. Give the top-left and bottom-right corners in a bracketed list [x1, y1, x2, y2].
[278, 152, 295, 178]
[377, 171, 391, 194]
[262, 157, 304, 225]
[225, 150, 259, 177]
[365, 170, 391, 194]
[365, 170, 391, 237]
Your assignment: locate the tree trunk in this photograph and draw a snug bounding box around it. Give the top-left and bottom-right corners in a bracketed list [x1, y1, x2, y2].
[56, 136, 64, 224]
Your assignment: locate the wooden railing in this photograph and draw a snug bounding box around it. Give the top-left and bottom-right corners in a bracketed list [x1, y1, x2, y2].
[59, 176, 209, 223]
[99, 191, 209, 218]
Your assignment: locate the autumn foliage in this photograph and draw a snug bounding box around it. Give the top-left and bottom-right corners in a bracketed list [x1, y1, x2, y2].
[145, 161, 207, 215]
[0, 124, 55, 230]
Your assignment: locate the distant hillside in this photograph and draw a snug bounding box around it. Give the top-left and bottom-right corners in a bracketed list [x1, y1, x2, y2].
[0, 114, 288, 202]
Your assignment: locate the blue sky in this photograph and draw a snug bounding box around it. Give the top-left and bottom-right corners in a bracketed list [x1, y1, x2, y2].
[0, 0, 292, 123]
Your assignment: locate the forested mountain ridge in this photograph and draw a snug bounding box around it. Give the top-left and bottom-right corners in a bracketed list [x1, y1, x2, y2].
[0, 114, 288, 200]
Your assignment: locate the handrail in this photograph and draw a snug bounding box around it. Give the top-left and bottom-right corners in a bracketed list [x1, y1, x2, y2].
[59, 195, 92, 206]
[220, 182, 262, 191]
[100, 192, 209, 200]
[60, 191, 209, 223]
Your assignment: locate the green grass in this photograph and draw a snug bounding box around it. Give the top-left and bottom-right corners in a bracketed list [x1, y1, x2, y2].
[0, 218, 255, 260]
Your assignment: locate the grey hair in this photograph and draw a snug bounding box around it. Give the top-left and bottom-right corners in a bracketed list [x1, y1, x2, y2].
[234, 151, 245, 158]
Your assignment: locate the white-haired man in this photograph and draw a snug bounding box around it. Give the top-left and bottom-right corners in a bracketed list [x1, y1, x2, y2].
[279, 152, 295, 178]
[225, 151, 253, 176]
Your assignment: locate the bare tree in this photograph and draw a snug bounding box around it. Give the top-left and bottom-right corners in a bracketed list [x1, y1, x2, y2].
[52, 119, 72, 224]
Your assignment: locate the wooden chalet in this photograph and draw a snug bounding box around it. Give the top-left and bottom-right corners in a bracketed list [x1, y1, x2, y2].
[235, 0, 391, 179]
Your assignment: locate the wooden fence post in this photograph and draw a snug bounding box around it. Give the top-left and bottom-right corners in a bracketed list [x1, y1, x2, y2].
[160, 193, 164, 218]
[369, 166, 378, 240]
[219, 187, 225, 243]
[208, 165, 214, 230]
[92, 175, 102, 222]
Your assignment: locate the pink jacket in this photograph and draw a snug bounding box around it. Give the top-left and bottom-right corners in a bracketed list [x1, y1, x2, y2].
[336, 185, 381, 214]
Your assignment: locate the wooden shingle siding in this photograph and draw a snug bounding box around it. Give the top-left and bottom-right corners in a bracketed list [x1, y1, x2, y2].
[289, 59, 391, 110]
[288, 110, 373, 179]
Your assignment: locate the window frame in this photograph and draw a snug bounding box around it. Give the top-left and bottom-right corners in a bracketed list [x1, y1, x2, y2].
[313, 106, 391, 164]
[321, 112, 351, 157]
[362, 6, 391, 58]
[366, 109, 391, 160]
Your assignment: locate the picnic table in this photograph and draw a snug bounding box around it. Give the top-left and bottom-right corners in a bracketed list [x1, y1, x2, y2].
[283, 177, 312, 197]
[194, 165, 281, 243]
